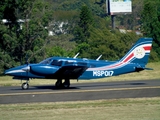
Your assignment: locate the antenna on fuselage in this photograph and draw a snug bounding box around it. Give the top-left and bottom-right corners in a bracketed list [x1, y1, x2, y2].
[73, 52, 79, 59]
[96, 54, 102, 61]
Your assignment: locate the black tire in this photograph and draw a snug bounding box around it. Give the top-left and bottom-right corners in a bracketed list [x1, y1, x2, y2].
[63, 83, 70, 88]
[55, 80, 63, 88]
[63, 79, 70, 88]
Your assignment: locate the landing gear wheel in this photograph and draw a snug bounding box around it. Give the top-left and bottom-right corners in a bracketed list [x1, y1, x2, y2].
[63, 79, 70, 88]
[55, 79, 70, 89]
[21, 82, 29, 90]
[55, 79, 63, 88]
[63, 83, 70, 88]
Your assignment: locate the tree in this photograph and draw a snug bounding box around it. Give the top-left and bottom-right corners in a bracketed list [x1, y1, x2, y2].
[141, 0, 160, 61]
[74, 5, 94, 43]
[0, 0, 20, 73]
[0, 0, 53, 73]
[14, 0, 53, 63]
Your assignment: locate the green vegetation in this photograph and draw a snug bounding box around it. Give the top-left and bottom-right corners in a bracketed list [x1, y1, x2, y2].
[141, 0, 160, 62]
[74, 5, 94, 43]
[0, 0, 160, 74]
[0, 97, 160, 120]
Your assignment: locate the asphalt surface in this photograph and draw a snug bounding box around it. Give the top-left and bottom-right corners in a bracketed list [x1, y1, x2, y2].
[0, 79, 160, 104]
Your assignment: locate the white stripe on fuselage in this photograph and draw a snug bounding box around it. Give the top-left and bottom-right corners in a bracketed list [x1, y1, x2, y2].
[5, 70, 26, 74]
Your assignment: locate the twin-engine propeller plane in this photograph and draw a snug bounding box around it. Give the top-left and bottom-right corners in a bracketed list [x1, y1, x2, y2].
[5, 38, 153, 90]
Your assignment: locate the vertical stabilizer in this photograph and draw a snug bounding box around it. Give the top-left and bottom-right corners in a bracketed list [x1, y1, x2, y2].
[120, 38, 153, 65]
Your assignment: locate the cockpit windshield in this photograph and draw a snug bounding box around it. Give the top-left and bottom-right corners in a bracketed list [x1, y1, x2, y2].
[51, 60, 62, 66]
[39, 58, 52, 64]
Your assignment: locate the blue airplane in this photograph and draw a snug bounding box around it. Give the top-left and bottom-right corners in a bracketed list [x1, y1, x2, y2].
[5, 38, 153, 90]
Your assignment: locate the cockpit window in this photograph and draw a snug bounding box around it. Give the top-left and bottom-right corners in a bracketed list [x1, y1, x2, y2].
[51, 60, 62, 66]
[39, 58, 52, 64]
[64, 61, 74, 65]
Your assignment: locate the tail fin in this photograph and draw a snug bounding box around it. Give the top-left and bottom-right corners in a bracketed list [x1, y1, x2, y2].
[120, 38, 153, 65]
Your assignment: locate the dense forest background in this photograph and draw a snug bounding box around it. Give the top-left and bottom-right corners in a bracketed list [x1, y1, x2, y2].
[0, 0, 160, 74]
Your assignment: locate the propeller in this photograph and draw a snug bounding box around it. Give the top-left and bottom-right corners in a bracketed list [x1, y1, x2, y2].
[22, 54, 30, 77]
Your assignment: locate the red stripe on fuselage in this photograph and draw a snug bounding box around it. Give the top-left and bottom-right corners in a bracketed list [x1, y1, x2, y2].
[107, 62, 123, 69]
[123, 53, 134, 63]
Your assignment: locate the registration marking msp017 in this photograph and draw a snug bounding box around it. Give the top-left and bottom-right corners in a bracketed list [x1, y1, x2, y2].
[93, 70, 114, 77]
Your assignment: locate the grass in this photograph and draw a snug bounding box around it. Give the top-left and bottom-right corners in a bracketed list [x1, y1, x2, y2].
[0, 97, 160, 120]
[0, 62, 160, 86]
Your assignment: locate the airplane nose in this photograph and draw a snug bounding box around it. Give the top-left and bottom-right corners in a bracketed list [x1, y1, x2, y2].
[4, 65, 28, 76]
[4, 69, 13, 75]
[4, 70, 7, 75]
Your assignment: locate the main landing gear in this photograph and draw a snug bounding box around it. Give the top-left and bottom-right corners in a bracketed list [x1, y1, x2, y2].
[55, 79, 70, 88]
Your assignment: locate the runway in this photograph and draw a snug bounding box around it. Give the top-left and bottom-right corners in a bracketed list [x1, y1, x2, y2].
[0, 79, 160, 104]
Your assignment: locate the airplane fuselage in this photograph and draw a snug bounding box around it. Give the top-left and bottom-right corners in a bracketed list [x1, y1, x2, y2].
[5, 57, 139, 80]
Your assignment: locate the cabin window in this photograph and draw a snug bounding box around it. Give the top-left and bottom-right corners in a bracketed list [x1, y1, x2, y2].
[39, 58, 52, 64]
[64, 61, 75, 65]
[77, 62, 87, 66]
[51, 60, 62, 66]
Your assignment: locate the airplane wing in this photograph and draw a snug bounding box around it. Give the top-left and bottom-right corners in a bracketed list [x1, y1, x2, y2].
[51, 66, 88, 79]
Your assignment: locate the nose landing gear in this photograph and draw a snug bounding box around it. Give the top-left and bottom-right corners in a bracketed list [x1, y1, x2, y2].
[21, 78, 29, 90]
[21, 82, 29, 90]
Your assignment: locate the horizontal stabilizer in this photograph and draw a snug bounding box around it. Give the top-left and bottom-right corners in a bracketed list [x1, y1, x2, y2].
[144, 67, 153, 70]
[135, 66, 153, 72]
